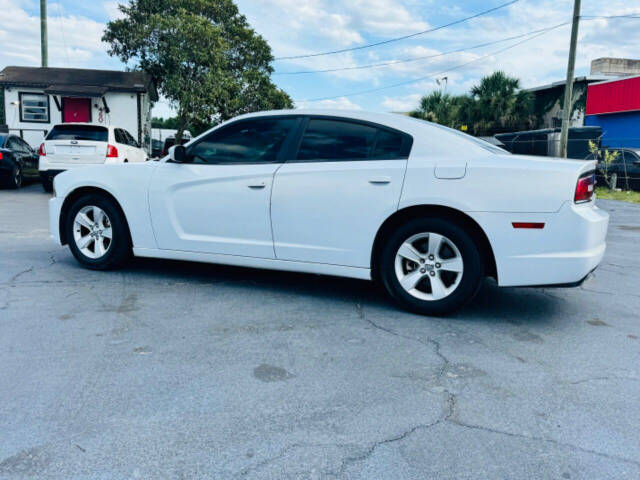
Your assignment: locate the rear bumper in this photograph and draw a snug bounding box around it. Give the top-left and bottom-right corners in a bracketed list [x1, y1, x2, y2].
[470, 201, 609, 287]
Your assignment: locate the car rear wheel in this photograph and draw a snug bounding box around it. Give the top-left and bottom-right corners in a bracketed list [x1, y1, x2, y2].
[65, 194, 131, 270]
[380, 217, 484, 316]
[41, 175, 53, 193]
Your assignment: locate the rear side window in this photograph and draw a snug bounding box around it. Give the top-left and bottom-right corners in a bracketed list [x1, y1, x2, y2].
[372, 129, 405, 159]
[297, 119, 377, 161]
[47, 125, 108, 142]
[188, 117, 297, 164]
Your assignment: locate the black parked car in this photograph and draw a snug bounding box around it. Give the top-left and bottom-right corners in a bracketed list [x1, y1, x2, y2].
[151, 139, 163, 159]
[0, 134, 40, 189]
[587, 148, 640, 191]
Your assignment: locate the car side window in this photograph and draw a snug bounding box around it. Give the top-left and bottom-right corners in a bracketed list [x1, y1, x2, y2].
[17, 138, 31, 153]
[372, 129, 405, 159]
[623, 151, 638, 166]
[114, 129, 124, 144]
[188, 117, 297, 165]
[125, 130, 139, 148]
[7, 137, 20, 151]
[297, 119, 377, 161]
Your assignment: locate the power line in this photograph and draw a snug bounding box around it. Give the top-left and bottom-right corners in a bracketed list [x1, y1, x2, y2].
[275, 24, 568, 76]
[276, 14, 640, 75]
[274, 0, 520, 61]
[296, 24, 565, 103]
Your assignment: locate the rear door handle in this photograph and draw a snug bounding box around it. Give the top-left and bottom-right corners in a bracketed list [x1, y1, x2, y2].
[248, 182, 266, 189]
[369, 176, 391, 184]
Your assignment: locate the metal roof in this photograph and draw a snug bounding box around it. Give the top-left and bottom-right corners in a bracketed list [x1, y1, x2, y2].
[0, 66, 157, 100]
[526, 76, 608, 93]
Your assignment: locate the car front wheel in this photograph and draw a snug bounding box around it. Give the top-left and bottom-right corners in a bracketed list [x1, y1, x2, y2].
[380, 217, 484, 316]
[65, 194, 131, 270]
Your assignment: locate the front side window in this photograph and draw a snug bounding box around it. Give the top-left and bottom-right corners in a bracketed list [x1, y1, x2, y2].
[20, 93, 49, 123]
[188, 117, 297, 165]
[297, 119, 377, 161]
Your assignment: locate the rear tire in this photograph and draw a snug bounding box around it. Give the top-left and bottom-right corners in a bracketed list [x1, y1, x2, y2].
[41, 175, 53, 193]
[380, 217, 484, 316]
[65, 193, 131, 270]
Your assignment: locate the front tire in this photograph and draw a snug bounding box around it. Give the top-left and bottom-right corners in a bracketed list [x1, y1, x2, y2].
[380, 217, 484, 316]
[65, 194, 131, 270]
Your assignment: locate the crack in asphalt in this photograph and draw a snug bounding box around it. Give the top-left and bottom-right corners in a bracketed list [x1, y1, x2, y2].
[448, 419, 640, 468]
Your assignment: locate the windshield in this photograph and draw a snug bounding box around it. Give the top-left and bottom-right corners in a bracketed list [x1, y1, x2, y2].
[47, 125, 108, 142]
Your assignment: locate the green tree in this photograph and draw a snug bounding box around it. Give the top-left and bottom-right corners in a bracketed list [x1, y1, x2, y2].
[411, 71, 536, 136]
[103, 0, 293, 143]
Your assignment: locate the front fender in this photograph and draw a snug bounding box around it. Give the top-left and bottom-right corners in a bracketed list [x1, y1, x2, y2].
[53, 164, 158, 249]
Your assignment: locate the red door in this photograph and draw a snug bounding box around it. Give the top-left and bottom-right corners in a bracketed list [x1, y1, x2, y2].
[62, 97, 91, 122]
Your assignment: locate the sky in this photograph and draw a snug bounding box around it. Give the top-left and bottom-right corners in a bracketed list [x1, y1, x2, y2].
[2, 0, 639, 118]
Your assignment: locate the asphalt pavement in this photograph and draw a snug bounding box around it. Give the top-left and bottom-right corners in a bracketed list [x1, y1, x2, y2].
[1, 183, 639, 479]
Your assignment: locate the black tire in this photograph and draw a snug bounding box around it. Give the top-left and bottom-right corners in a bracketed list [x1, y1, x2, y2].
[41, 176, 53, 193]
[380, 217, 484, 316]
[7, 164, 23, 189]
[65, 193, 132, 270]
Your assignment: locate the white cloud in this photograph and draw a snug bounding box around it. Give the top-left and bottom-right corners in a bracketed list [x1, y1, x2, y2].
[0, 0, 111, 68]
[381, 93, 421, 112]
[295, 96, 362, 110]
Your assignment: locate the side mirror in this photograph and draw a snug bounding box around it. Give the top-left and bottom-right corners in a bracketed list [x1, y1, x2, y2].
[169, 145, 187, 163]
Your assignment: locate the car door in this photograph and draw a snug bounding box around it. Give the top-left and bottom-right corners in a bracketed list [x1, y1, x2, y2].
[6, 137, 28, 174]
[124, 130, 145, 162]
[271, 116, 412, 267]
[624, 151, 640, 191]
[16, 137, 38, 177]
[148, 116, 300, 258]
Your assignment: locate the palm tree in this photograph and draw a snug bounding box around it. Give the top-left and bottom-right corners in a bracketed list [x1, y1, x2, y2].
[410, 71, 535, 136]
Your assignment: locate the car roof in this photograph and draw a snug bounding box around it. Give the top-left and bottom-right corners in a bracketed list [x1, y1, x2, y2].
[221, 109, 503, 157]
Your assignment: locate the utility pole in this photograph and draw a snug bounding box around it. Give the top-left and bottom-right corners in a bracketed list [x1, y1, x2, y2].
[559, 0, 581, 158]
[40, 0, 48, 67]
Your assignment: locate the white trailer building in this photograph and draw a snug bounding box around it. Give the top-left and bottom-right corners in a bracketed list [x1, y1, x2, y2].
[0, 66, 157, 153]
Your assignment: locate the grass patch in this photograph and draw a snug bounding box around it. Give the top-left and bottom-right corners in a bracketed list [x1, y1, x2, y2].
[596, 187, 640, 204]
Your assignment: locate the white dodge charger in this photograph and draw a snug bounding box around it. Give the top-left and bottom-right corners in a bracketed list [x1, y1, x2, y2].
[48, 110, 609, 315]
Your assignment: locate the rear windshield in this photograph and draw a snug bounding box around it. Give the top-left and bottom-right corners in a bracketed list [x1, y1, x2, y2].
[47, 125, 108, 142]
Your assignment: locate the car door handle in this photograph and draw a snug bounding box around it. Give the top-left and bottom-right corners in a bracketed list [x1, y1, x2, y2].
[369, 176, 391, 184]
[248, 182, 266, 189]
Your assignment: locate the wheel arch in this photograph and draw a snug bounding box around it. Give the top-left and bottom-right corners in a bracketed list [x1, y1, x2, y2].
[371, 204, 497, 282]
[59, 186, 132, 246]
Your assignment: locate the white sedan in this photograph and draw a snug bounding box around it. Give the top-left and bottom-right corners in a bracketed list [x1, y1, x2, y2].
[48, 110, 609, 315]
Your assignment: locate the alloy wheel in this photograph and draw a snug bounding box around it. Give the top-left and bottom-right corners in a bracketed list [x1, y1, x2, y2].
[73, 206, 113, 259]
[394, 232, 464, 301]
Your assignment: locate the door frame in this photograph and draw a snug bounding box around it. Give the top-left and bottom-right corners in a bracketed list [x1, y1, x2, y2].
[283, 115, 414, 164]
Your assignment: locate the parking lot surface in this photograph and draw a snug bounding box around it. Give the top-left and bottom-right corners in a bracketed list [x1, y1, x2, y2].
[1, 183, 640, 479]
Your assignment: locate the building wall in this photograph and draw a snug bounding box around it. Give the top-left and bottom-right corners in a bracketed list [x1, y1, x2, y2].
[585, 111, 640, 149]
[2, 87, 151, 151]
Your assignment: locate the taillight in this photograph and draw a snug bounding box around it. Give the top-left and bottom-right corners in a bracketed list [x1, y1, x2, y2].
[38, 143, 46, 156]
[0, 152, 3, 160]
[106, 144, 118, 158]
[575, 172, 595, 203]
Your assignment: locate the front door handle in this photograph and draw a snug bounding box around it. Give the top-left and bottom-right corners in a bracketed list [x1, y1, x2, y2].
[248, 182, 266, 189]
[369, 176, 391, 184]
